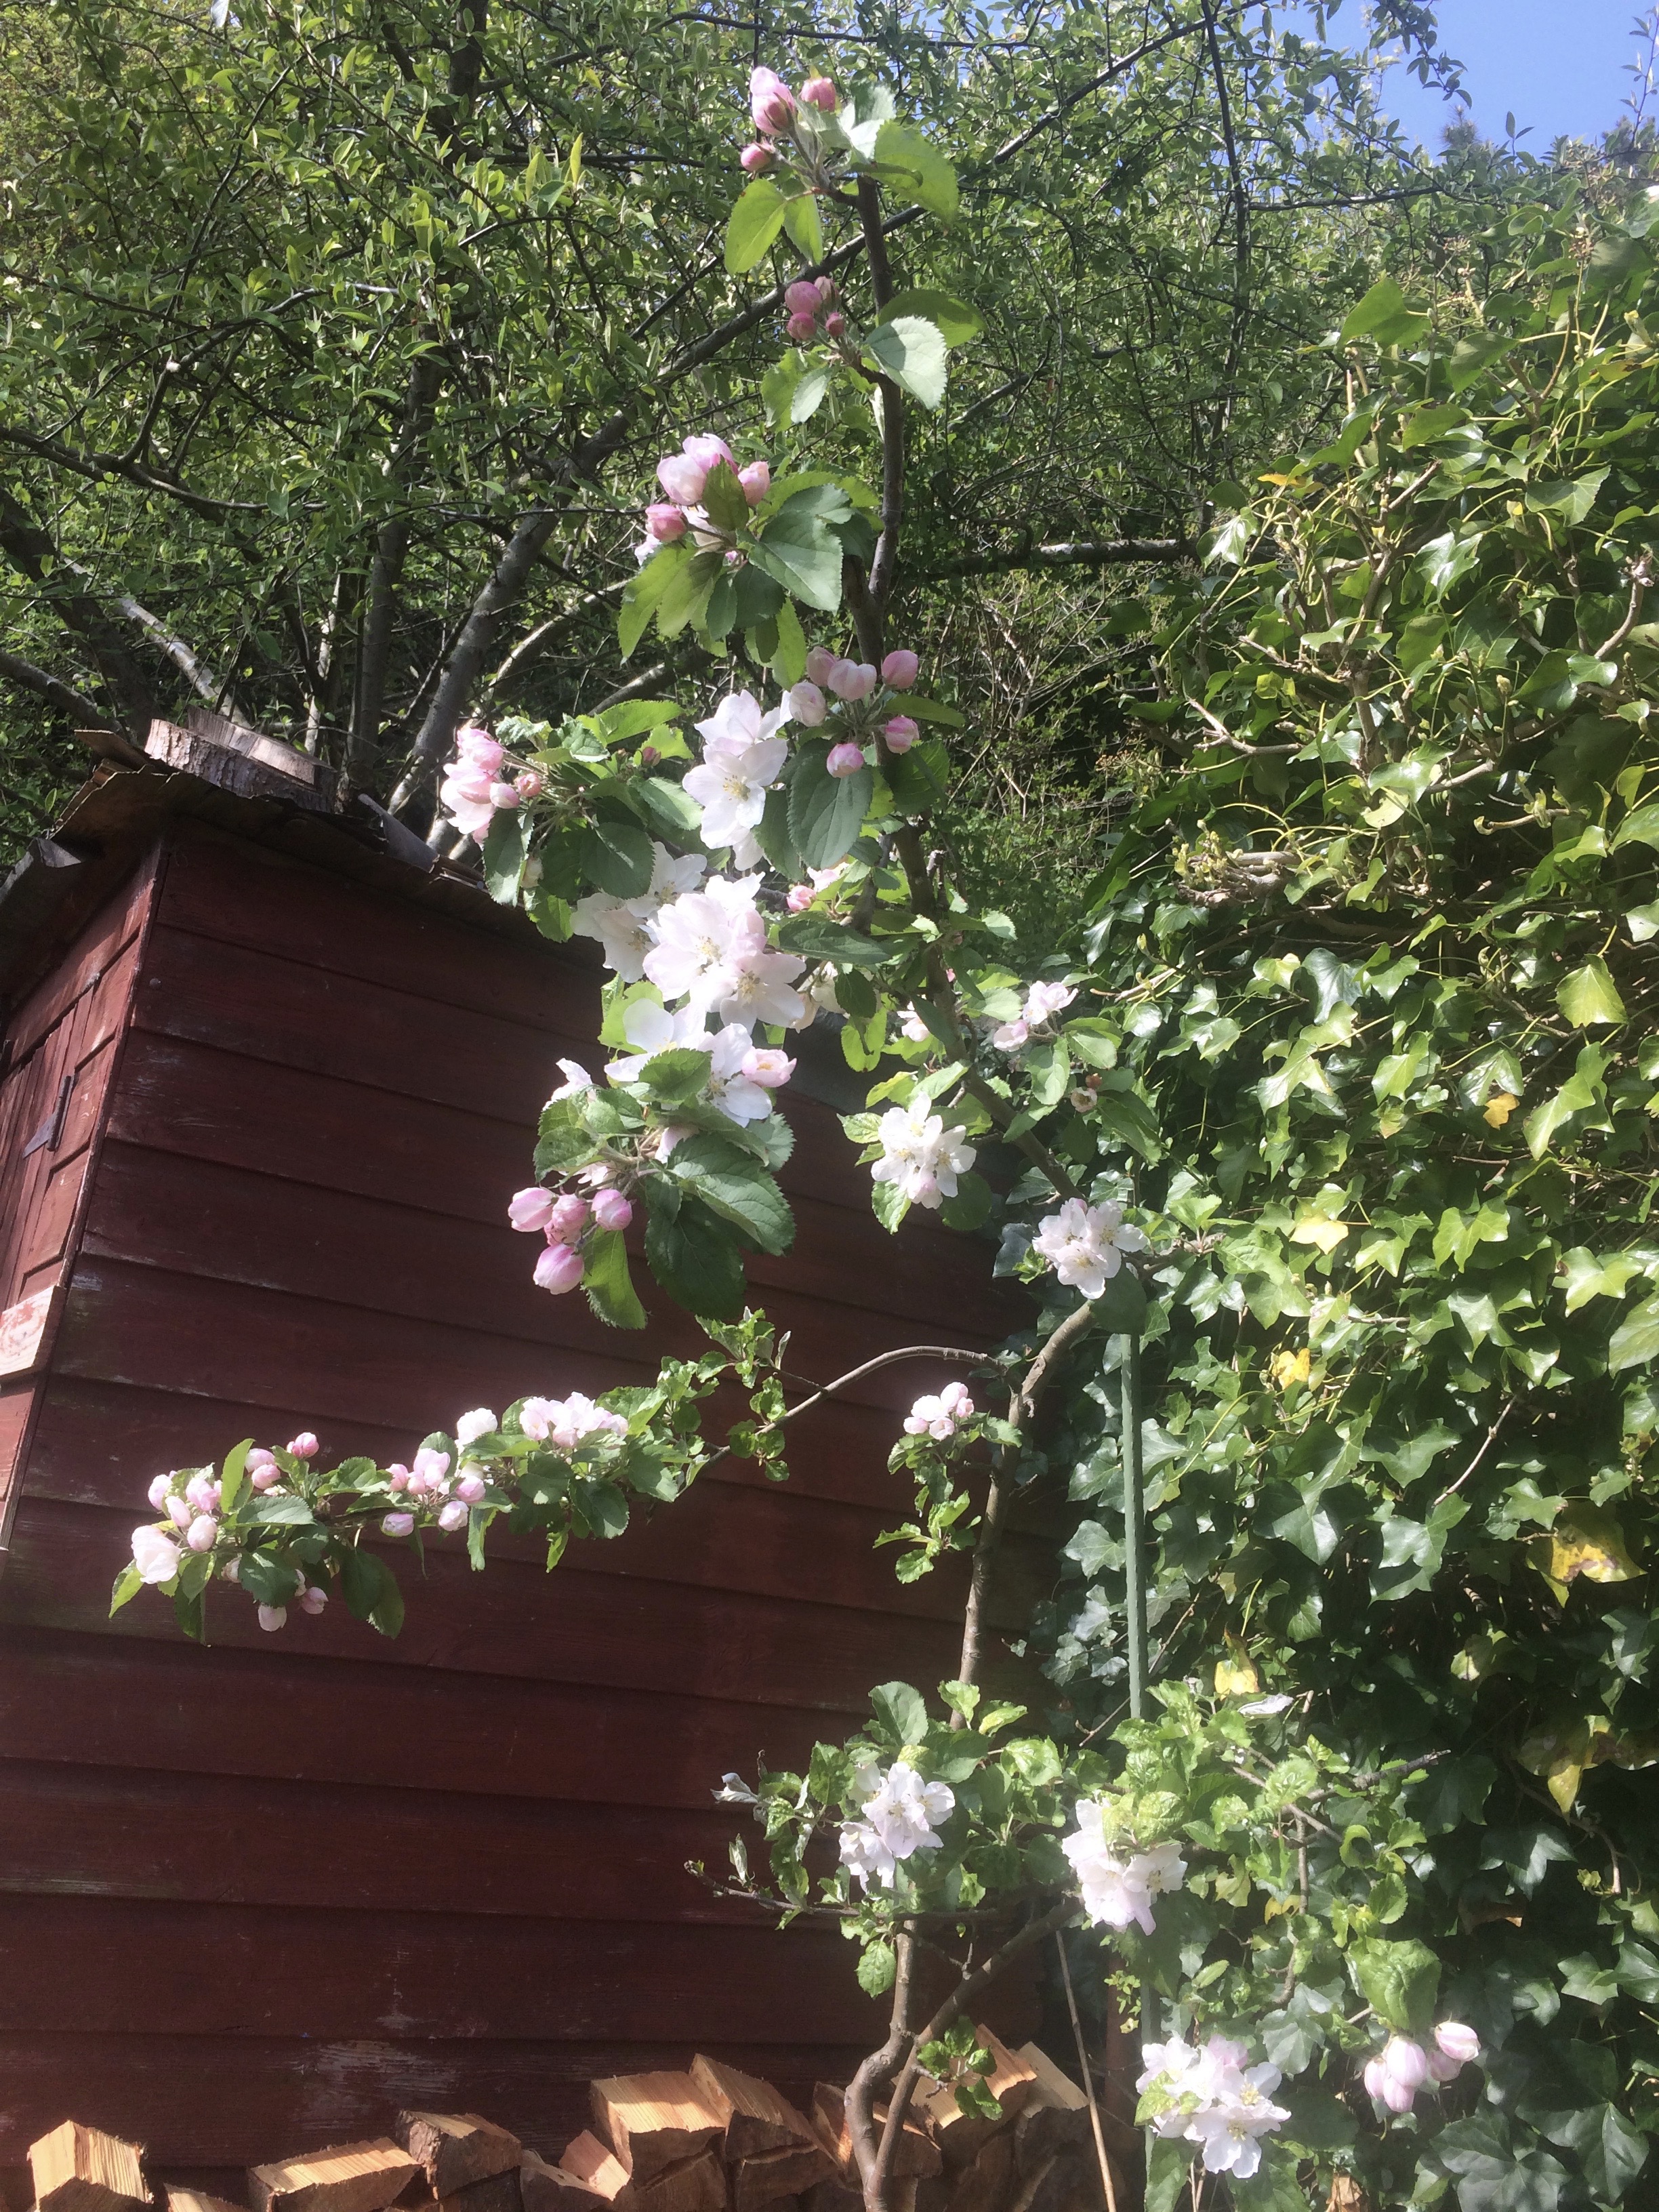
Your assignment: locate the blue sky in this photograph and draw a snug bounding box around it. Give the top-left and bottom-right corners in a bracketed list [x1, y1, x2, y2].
[1375, 0, 1652, 152]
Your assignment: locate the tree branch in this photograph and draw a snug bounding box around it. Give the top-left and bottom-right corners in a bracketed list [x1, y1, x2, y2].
[920, 537, 1193, 582]
[0, 645, 108, 729]
[348, 348, 445, 788]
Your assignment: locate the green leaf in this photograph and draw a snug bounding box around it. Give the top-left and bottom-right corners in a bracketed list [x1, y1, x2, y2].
[724, 178, 787, 272]
[1609, 1291, 1659, 1372]
[481, 806, 531, 903]
[1446, 328, 1515, 392]
[340, 1544, 405, 1635]
[628, 775, 703, 846]
[1557, 958, 1626, 1028]
[218, 1436, 253, 1516]
[1349, 1935, 1440, 2034]
[582, 819, 655, 897]
[583, 1228, 648, 1329]
[773, 914, 894, 967]
[1611, 800, 1659, 850]
[1526, 470, 1607, 527]
[701, 460, 752, 535]
[869, 121, 958, 217]
[644, 1191, 747, 1319]
[873, 289, 981, 344]
[900, 694, 966, 729]
[618, 543, 687, 657]
[1340, 274, 1429, 346]
[109, 1561, 144, 1616]
[637, 1047, 713, 1101]
[862, 315, 949, 408]
[1553, 2103, 1648, 2204]
[788, 739, 874, 868]
[870, 1679, 928, 1745]
[781, 191, 823, 260]
[655, 547, 724, 638]
[857, 1940, 897, 1996]
[672, 1135, 794, 1254]
[1430, 2113, 1569, 2212]
[939, 1172, 991, 1233]
[750, 487, 848, 613]
[1524, 1045, 1610, 1158]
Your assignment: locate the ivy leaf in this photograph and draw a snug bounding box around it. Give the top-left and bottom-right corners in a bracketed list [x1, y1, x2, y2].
[1429, 2113, 1569, 2212]
[1557, 959, 1626, 1027]
[1609, 1290, 1659, 1371]
[724, 178, 787, 272]
[1526, 470, 1608, 527]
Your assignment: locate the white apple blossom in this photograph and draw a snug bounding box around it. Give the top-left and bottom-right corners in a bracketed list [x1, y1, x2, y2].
[1032, 1199, 1149, 1299]
[607, 999, 712, 1083]
[573, 845, 707, 981]
[840, 1761, 955, 1889]
[871, 1097, 976, 1210]
[131, 1525, 183, 1584]
[701, 1023, 779, 1124]
[1137, 2036, 1288, 2180]
[517, 1392, 629, 1449]
[644, 873, 766, 1006]
[685, 691, 790, 865]
[1063, 1802, 1187, 1933]
[991, 979, 1078, 1050]
[903, 1382, 975, 1439]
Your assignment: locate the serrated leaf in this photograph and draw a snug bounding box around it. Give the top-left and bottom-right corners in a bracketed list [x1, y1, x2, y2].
[788, 738, 873, 867]
[869, 121, 958, 217]
[862, 314, 949, 407]
[582, 1227, 647, 1329]
[725, 178, 787, 272]
[582, 819, 654, 897]
[781, 192, 822, 259]
[672, 1135, 794, 1254]
[482, 806, 530, 903]
[874, 288, 981, 344]
[644, 1191, 747, 1317]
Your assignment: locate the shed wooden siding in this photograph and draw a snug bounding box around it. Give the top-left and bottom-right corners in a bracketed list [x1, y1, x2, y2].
[0, 819, 1038, 2177]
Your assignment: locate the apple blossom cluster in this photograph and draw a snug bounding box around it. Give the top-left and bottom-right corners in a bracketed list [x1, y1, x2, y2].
[510, 1170, 635, 1296]
[903, 1382, 974, 1440]
[1032, 1199, 1148, 1300]
[379, 1440, 488, 1538]
[781, 274, 844, 346]
[739, 65, 839, 177]
[1361, 2024, 1481, 2116]
[872, 1095, 976, 1212]
[131, 1433, 322, 1594]
[991, 979, 1077, 1051]
[438, 724, 544, 843]
[785, 644, 921, 774]
[641, 433, 769, 562]
[838, 1760, 956, 1890]
[1062, 1802, 1187, 1933]
[1137, 2036, 1291, 2181]
[684, 690, 790, 866]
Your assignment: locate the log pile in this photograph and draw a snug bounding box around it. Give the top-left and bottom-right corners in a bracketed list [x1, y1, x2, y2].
[19, 2035, 1118, 2212]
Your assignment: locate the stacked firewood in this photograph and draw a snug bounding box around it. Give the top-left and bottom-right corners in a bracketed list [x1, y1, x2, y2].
[20, 2034, 1114, 2212]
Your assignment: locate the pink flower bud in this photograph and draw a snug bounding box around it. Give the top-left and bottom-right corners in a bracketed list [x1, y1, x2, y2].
[185, 1474, 216, 1511]
[298, 1584, 328, 1616]
[456, 1472, 488, 1504]
[738, 459, 771, 506]
[488, 780, 519, 810]
[288, 1433, 319, 1459]
[186, 1514, 218, 1553]
[549, 1193, 590, 1241]
[800, 75, 838, 110]
[592, 1188, 634, 1233]
[683, 433, 737, 472]
[882, 715, 918, 753]
[785, 280, 822, 317]
[167, 1496, 192, 1530]
[657, 452, 708, 506]
[251, 1465, 281, 1491]
[148, 1474, 172, 1509]
[741, 1047, 795, 1088]
[438, 1499, 470, 1532]
[881, 649, 920, 689]
[785, 312, 818, 343]
[381, 1511, 415, 1537]
[1426, 2049, 1462, 2084]
[256, 1603, 287, 1633]
[749, 66, 796, 134]
[387, 1464, 411, 1491]
[645, 501, 688, 542]
[535, 1242, 586, 1294]
[826, 742, 865, 778]
[515, 769, 544, 800]
[1362, 2058, 1387, 2102]
[455, 726, 504, 777]
[508, 1185, 556, 1233]
[247, 1447, 276, 1469]
[815, 275, 836, 303]
[739, 142, 774, 173]
[786, 883, 815, 912]
[804, 647, 835, 684]
[827, 659, 876, 701]
[1434, 2022, 1480, 2066]
[823, 311, 846, 337]
[786, 680, 826, 725]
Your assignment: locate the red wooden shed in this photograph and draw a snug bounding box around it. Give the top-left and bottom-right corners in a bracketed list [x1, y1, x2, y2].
[0, 766, 1037, 2196]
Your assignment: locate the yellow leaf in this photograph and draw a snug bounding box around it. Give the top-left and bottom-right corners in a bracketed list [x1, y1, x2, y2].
[1269, 1347, 1312, 1389]
[1291, 1216, 1349, 1254]
[1214, 1638, 1260, 1696]
[1258, 471, 1300, 487]
[1526, 1503, 1640, 1602]
[1483, 1091, 1519, 1127]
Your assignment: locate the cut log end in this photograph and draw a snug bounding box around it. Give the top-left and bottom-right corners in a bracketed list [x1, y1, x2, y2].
[396, 2116, 522, 2198]
[248, 2140, 420, 2212]
[30, 2123, 150, 2212]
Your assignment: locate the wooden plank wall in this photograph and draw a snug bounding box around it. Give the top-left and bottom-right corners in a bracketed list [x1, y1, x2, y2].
[0, 821, 1042, 2182]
